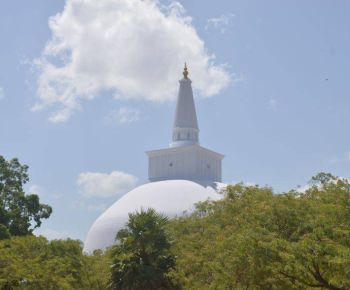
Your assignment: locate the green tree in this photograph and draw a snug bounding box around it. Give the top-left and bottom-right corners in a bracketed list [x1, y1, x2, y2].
[110, 208, 177, 290]
[268, 173, 350, 290]
[169, 173, 350, 290]
[82, 249, 111, 290]
[0, 224, 10, 240]
[0, 156, 52, 237]
[0, 236, 80, 289]
[0, 235, 110, 290]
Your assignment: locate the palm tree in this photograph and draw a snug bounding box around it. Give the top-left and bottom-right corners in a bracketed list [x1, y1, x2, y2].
[109, 208, 177, 290]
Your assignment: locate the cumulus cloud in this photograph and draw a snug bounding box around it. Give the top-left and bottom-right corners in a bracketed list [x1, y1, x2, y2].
[0, 87, 4, 100]
[206, 13, 235, 34]
[108, 106, 141, 124]
[77, 171, 137, 198]
[33, 0, 232, 122]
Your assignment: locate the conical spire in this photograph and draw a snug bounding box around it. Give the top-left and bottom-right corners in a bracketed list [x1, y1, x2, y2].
[171, 64, 199, 147]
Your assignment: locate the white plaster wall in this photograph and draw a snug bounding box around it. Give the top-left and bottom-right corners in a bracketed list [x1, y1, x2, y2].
[148, 146, 222, 182]
[149, 149, 196, 181]
[196, 150, 222, 182]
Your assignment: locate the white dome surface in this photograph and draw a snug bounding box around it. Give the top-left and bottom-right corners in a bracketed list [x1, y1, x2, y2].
[83, 180, 222, 253]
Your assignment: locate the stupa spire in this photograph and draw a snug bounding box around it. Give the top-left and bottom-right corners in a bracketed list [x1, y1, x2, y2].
[171, 64, 199, 147]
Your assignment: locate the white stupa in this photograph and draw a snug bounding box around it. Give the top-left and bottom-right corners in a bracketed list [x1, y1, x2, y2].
[83, 65, 225, 253]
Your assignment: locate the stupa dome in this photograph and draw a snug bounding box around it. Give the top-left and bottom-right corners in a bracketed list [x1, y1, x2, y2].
[83, 180, 222, 253]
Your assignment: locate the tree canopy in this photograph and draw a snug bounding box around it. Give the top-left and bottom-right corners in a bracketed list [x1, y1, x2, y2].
[0, 236, 109, 290]
[1, 171, 350, 290]
[110, 208, 177, 290]
[0, 156, 52, 237]
[168, 173, 350, 290]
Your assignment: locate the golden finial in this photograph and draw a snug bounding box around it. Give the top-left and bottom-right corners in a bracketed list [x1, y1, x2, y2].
[183, 62, 189, 79]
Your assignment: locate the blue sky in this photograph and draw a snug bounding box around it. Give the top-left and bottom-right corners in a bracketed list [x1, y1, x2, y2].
[1, 0, 350, 241]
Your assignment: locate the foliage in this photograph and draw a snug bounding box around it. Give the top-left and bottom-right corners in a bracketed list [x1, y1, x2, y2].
[1, 172, 349, 290]
[168, 173, 350, 290]
[83, 249, 111, 290]
[0, 236, 109, 290]
[110, 208, 177, 290]
[0, 156, 52, 237]
[0, 224, 10, 240]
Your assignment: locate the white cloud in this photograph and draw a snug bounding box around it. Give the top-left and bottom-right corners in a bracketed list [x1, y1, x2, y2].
[108, 106, 140, 124]
[33, 0, 232, 123]
[0, 87, 4, 100]
[77, 171, 137, 198]
[206, 13, 235, 34]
